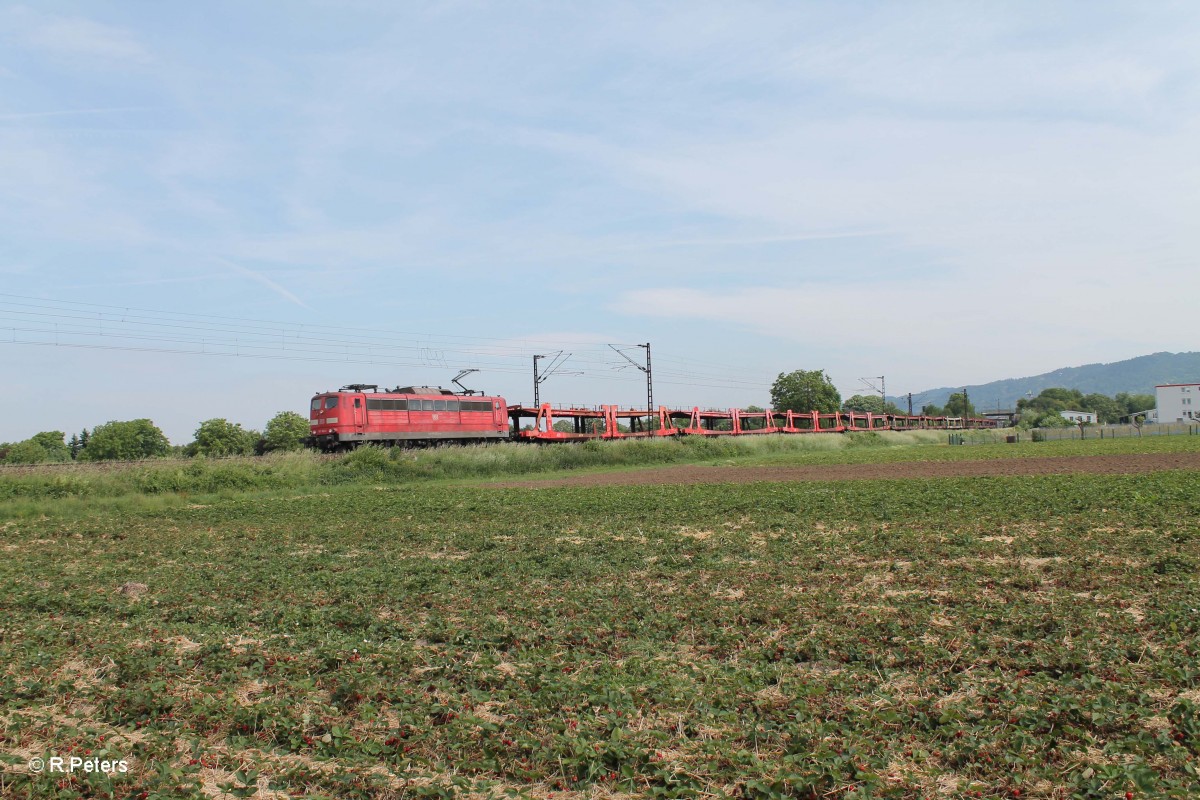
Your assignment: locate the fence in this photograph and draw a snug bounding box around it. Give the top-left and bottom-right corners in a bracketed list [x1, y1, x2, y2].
[1025, 422, 1200, 442]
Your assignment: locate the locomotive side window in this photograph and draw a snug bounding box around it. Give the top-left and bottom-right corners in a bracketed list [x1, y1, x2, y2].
[367, 400, 410, 412]
[434, 400, 447, 411]
[367, 399, 410, 411]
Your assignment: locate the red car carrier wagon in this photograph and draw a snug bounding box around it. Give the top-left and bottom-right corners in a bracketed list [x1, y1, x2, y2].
[309, 384, 509, 451]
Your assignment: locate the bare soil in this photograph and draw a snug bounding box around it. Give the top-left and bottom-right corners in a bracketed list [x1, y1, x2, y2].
[493, 452, 1200, 488]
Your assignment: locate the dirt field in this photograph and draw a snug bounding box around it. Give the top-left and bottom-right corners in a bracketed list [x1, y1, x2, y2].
[494, 451, 1200, 487]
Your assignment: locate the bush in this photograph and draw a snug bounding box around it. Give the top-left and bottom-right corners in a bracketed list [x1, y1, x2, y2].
[77, 420, 170, 461]
[2, 441, 55, 465]
[263, 411, 310, 452]
[1, 432, 72, 464]
[188, 418, 260, 457]
[0, 474, 94, 501]
[329, 444, 393, 477]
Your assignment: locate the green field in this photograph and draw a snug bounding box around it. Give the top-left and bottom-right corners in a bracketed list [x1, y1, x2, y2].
[4, 431, 1199, 521]
[2, 437, 1199, 799]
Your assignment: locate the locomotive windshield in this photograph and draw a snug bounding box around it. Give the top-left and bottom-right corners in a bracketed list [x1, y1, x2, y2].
[325, 397, 338, 409]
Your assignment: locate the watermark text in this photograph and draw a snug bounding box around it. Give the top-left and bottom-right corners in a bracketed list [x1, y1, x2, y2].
[28, 756, 129, 775]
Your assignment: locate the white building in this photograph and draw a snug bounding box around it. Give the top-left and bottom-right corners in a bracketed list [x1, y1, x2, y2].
[1060, 409, 1097, 424]
[1156, 383, 1200, 422]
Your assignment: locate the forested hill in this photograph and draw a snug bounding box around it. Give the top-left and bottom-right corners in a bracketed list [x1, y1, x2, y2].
[897, 352, 1200, 412]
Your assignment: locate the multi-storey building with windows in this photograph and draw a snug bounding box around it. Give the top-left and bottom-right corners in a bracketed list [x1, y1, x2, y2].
[1156, 383, 1200, 422]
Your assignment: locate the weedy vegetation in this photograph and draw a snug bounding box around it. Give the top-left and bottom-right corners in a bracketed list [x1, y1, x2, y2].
[4, 430, 1198, 520]
[1, 435, 1198, 798]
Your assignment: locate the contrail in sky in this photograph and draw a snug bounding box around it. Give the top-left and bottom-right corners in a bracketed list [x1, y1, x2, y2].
[0, 106, 157, 121]
[218, 258, 311, 310]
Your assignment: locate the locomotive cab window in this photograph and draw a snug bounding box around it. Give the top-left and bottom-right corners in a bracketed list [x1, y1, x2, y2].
[324, 397, 338, 409]
[311, 398, 322, 412]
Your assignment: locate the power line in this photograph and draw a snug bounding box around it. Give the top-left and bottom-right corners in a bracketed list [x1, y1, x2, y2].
[0, 294, 776, 395]
[0, 294, 777, 384]
[4, 337, 769, 394]
[0, 293, 643, 351]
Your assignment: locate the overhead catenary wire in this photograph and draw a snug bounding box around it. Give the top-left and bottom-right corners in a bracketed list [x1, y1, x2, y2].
[0, 294, 777, 394]
[0, 293, 775, 382]
[3, 339, 774, 396]
[0, 293, 645, 352]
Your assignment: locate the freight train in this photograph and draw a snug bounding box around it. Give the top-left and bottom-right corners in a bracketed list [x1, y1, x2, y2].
[308, 384, 998, 451]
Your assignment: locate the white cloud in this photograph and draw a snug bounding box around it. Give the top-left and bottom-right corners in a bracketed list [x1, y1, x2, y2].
[614, 280, 1197, 390]
[2, 2, 1198, 418]
[24, 14, 150, 63]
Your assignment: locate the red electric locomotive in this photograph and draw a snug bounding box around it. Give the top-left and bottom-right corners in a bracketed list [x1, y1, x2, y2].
[309, 384, 509, 451]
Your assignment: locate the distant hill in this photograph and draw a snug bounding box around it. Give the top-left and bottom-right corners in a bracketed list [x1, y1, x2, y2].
[892, 352, 1200, 412]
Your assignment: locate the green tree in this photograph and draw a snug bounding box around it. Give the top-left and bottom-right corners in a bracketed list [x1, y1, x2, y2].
[3, 440, 52, 464]
[843, 394, 880, 414]
[0, 432, 72, 464]
[188, 418, 260, 457]
[1116, 392, 1156, 419]
[842, 395, 904, 415]
[78, 420, 170, 461]
[740, 405, 768, 430]
[1018, 388, 1085, 415]
[29, 431, 71, 462]
[1016, 387, 1149, 426]
[944, 392, 977, 418]
[1081, 393, 1121, 424]
[770, 370, 841, 414]
[1039, 387, 1085, 408]
[1025, 411, 1071, 429]
[263, 411, 310, 452]
[921, 403, 945, 417]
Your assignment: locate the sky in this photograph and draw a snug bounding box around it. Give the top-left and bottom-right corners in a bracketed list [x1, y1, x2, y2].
[2, 1, 1198, 444]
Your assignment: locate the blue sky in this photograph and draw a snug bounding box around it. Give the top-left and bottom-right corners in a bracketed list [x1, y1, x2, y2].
[2, 2, 1198, 443]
